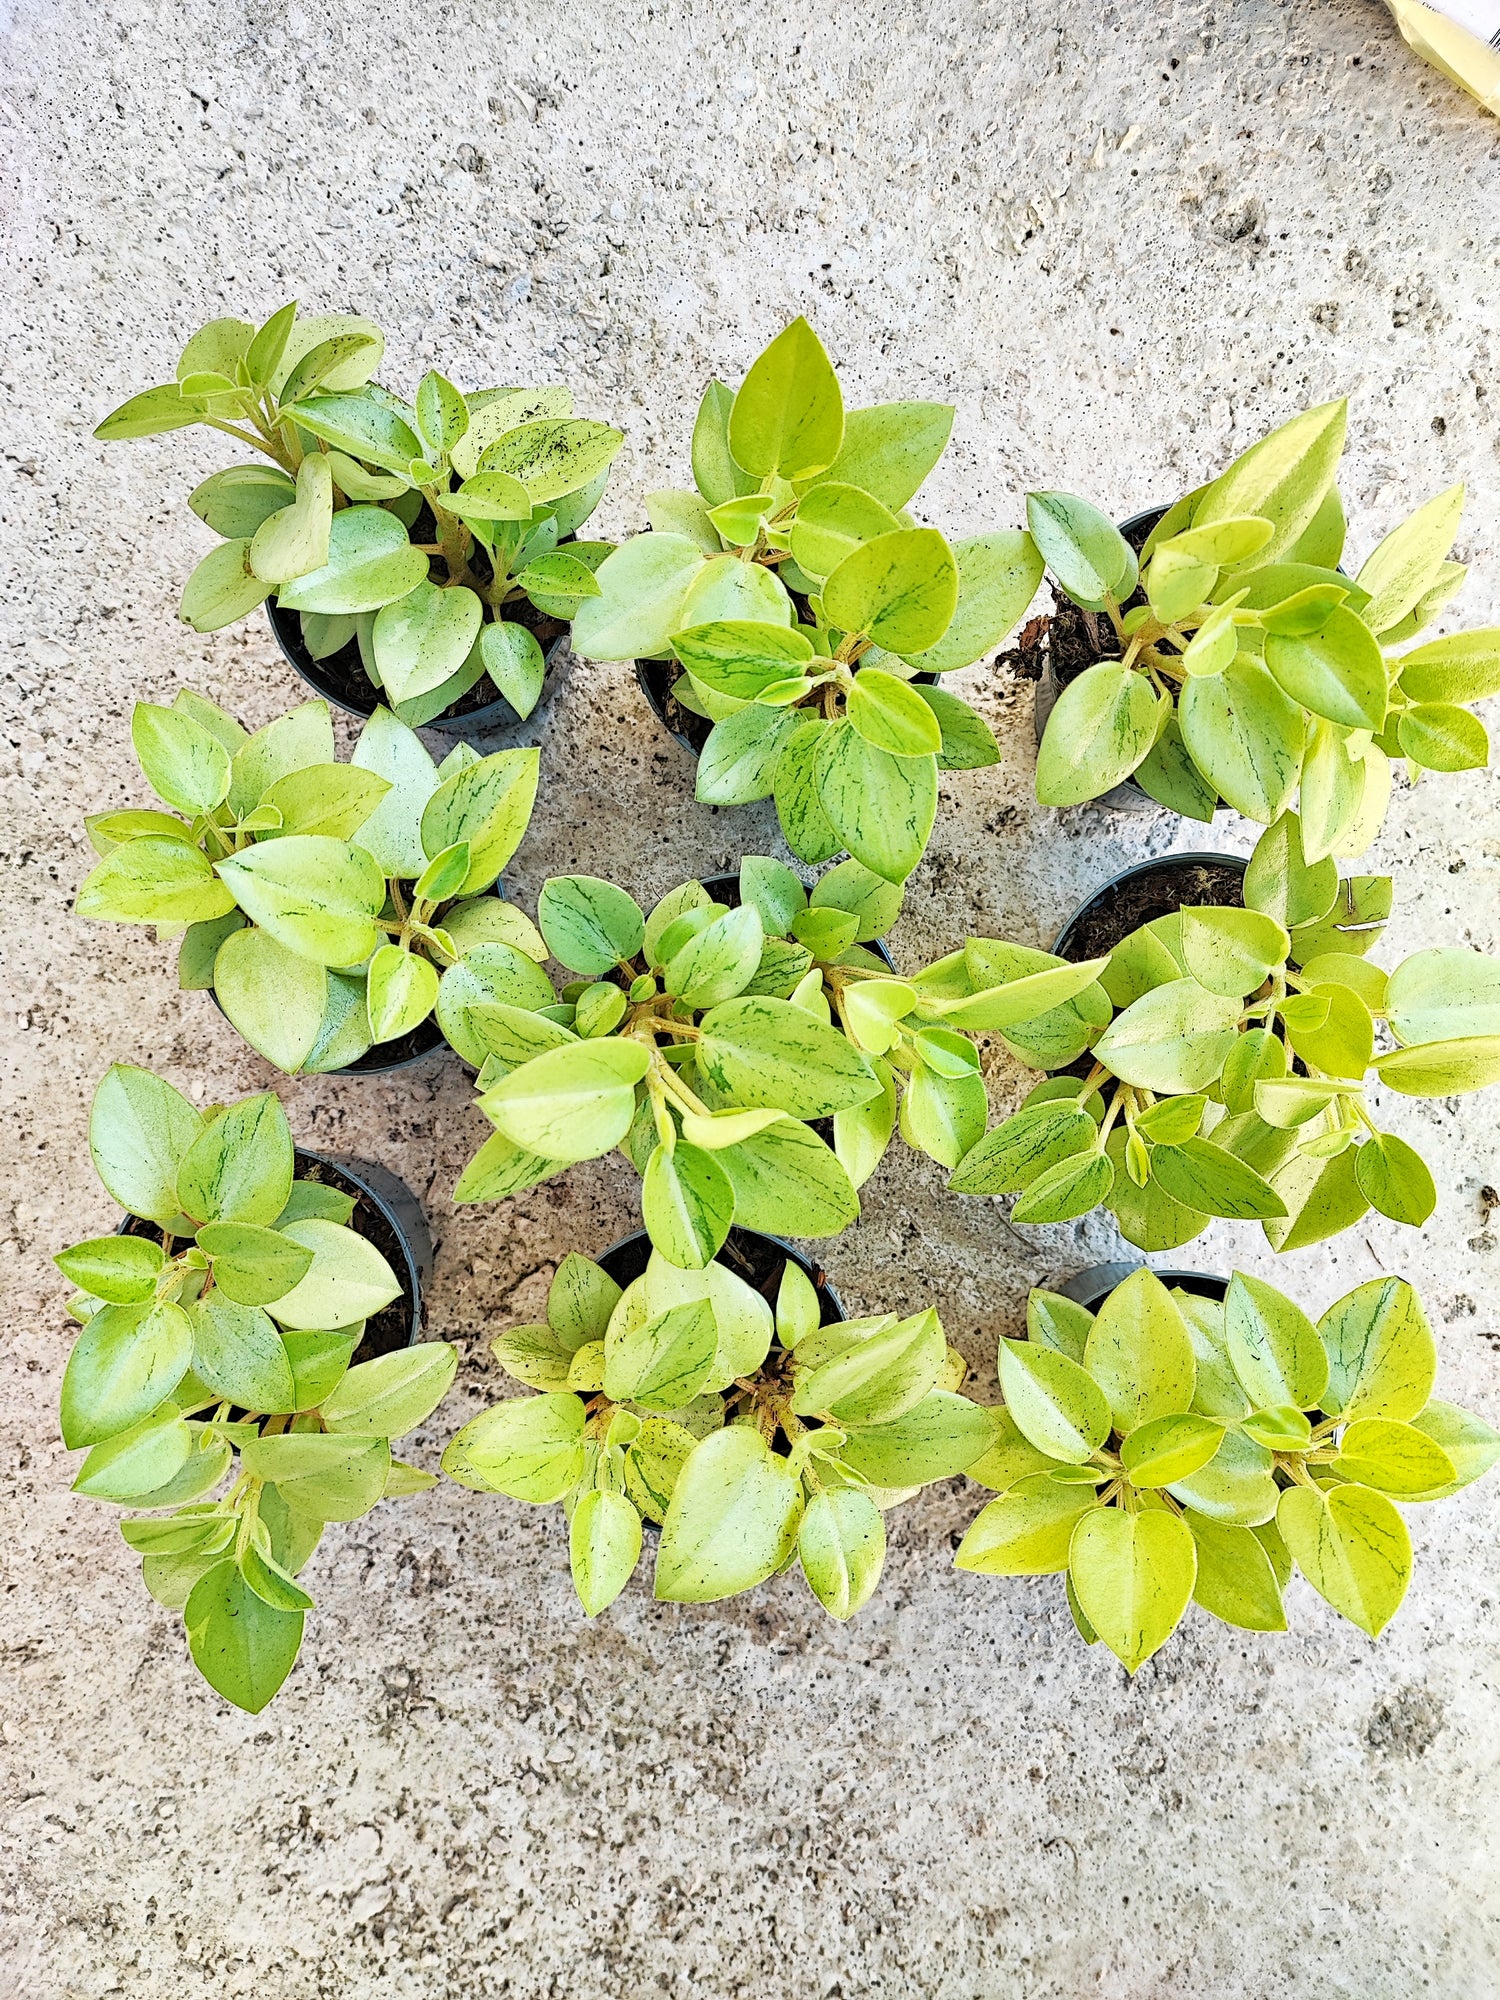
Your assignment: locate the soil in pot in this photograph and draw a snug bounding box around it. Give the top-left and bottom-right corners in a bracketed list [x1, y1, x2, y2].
[268, 507, 568, 733]
[1004, 508, 1164, 695]
[1054, 855, 1247, 963]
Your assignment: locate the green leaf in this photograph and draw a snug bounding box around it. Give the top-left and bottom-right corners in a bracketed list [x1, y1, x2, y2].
[1035, 662, 1161, 806]
[195, 1223, 312, 1306]
[444, 1391, 587, 1499]
[847, 668, 944, 758]
[1264, 606, 1387, 730]
[275, 505, 428, 616]
[907, 531, 1044, 674]
[727, 318, 844, 481]
[216, 835, 384, 967]
[321, 1342, 458, 1438]
[947, 1103, 1096, 1196]
[955, 1474, 1099, 1575]
[839, 1391, 997, 1487]
[1396, 702, 1488, 773]
[248, 452, 334, 587]
[1025, 492, 1134, 610]
[1243, 812, 1339, 928]
[73, 1410, 193, 1502]
[362, 945, 437, 1043]
[1355, 1133, 1436, 1226]
[996, 1338, 1110, 1464]
[228, 700, 335, 817]
[697, 994, 879, 1117]
[256, 763, 389, 843]
[282, 1328, 357, 1412]
[535, 875, 645, 976]
[1083, 1268, 1196, 1434]
[1276, 1482, 1410, 1637]
[1026, 1290, 1095, 1365]
[1373, 1035, 1500, 1095]
[76, 835, 238, 929]
[1336, 1417, 1455, 1496]
[176, 1092, 294, 1227]
[55, 1233, 165, 1306]
[913, 685, 1002, 771]
[665, 905, 764, 1007]
[821, 529, 958, 654]
[1193, 401, 1346, 566]
[483, 1038, 650, 1161]
[799, 1488, 885, 1620]
[792, 1310, 945, 1427]
[474, 417, 623, 503]
[88, 1065, 203, 1223]
[1319, 1277, 1435, 1422]
[1167, 1426, 1279, 1525]
[60, 1300, 192, 1448]
[718, 1119, 861, 1238]
[95, 381, 207, 440]
[420, 747, 539, 897]
[240, 1431, 391, 1520]
[1356, 483, 1465, 635]
[187, 1297, 297, 1411]
[1408, 1400, 1500, 1500]
[213, 929, 328, 1074]
[773, 719, 843, 865]
[184, 1561, 303, 1712]
[674, 621, 815, 700]
[1178, 658, 1305, 823]
[264, 1219, 401, 1331]
[814, 720, 936, 884]
[790, 481, 903, 581]
[543, 1254, 621, 1353]
[1068, 1506, 1196, 1673]
[604, 1298, 718, 1410]
[654, 1426, 805, 1601]
[1094, 979, 1240, 1093]
[689, 382, 755, 506]
[571, 533, 707, 661]
[1396, 628, 1500, 705]
[617, 1253, 773, 1393]
[179, 538, 275, 632]
[1187, 1514, 1287, 1632]
[131, 703, 232, 815]
[371, 579, 485, 706]
[1179, 907, 1289, 999]
[1120, 1413, 1224, 1487]
[1223, 1273, 1328, 1411]
[696, 702, 800, 807]
[642, 1143, 735, 1269]
[1133, 715, 1220, 820]
[1010, 1148, 1114, 1224]
[775, 1261, 823, 1350]
[803, 400, 953, 510]
[1263, 1143, 1370, 1251]
[1151, 1140, 1287, 1222]
[436, 943, 557, 1067]
[1385, 948, 1500, 1047]
[569, 1488, 643, 1616]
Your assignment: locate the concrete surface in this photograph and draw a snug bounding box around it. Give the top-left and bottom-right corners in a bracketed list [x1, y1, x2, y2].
[2, 1, 1499, 1993]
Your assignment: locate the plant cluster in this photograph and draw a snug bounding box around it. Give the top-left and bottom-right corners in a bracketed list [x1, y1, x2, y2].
[571, 318, 1043, 882]
[56, 1067, 457, 1710]
[76, 689, 540, 1072]
[453, 854, 1107, 1257]
[96, 301, 622, 724]
[947, 812, 1500, 1250]
[1032, 402, 1500, 843]
[445, 1241, 997, 1618]
[958, 1267, 1499, 1671]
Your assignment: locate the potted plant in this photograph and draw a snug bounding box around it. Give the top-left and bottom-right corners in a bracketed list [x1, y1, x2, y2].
[569, 317, 1044, 884]
[450, 854, 1107, 1258]
[57, 1066, 458, 1711]
[443, 1230, 998, 1617]
[74, 688, 541, 1074]
[94, 301, 623, 737]
[1021, 399, 1499, 848]
[945, 810, 1500, 1250]
[956, 1265, 1498, 1671]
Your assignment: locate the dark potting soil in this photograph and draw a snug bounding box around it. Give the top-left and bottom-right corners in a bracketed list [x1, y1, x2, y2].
[596, 1226, 844, 1331]
[1058, 859, 1247, 963]
[998, 510, 1163, 694]
[121, 1153, 416, 1372]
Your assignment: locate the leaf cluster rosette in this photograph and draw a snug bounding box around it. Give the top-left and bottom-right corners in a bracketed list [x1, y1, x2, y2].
[571, 317, 1044, 883]
[957, 1267, 1498, 1672]
[95, 301, 623, 724]
[1031, 401, 1499, 844]
[452, 855, 1103, 1259]
[444, 1244, 998, 1618]
[56, 1066, 457, 1711]
[75, 689, 541, 1073]
[947, 812, 1500, 1250]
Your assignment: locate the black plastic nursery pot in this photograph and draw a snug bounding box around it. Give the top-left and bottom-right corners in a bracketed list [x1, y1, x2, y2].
[698, 871, 899, 976]
[118, 1150, 432, 1366]
[1052, 850, 1247, 964]
[596, 1226, 846, 1333]
[1057, 1262, 1229, 1311]
[1029, 505, 1168, 815]
[267, 591, 568, 748]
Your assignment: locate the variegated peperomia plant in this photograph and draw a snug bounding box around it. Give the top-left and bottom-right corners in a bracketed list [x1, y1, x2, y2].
[95, 301, 622, 725]
[947, 813, 1500, 1251]
[444, 1243, 997, 1618]
[1031, 401, 1499, 845]
[57, 1067, 457, 1711]
[75, 689, 540, 1073]
[957, 1267, 1498, 1671]
[450, 855, 1106, 1258]
[571, 318, 1043, 883]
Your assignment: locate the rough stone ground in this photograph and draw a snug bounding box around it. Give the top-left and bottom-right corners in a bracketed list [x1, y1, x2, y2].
[1, 0, 1498, 1992]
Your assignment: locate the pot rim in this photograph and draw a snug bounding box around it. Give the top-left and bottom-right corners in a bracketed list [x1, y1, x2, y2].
[1051, 848, 1248, 958]
[1054, 1261, 1229, 1310]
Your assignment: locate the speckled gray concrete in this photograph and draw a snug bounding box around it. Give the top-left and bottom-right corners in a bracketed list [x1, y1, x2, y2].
[2, 1, 1499, 1992]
